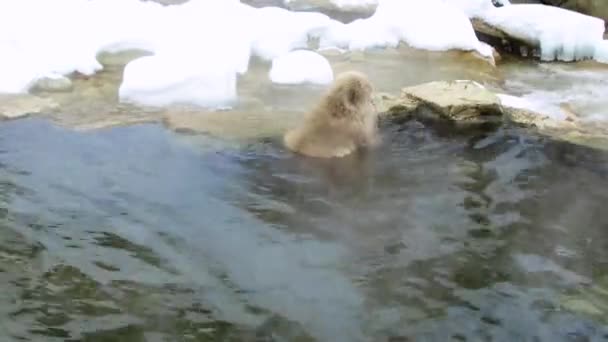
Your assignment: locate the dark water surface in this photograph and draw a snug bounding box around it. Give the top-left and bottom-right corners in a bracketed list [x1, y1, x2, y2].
[1, 118, 607, 341]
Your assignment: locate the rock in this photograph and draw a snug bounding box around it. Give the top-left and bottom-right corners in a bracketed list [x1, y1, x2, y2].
[0, 94, 59, 120]
[471, 18, 539, 59]
[501, 106, 551, 127]
[384, 80, 504, 129]
[382, 80, 608, 151]
[503, 105, 608, 151]
[373, 92, 414, 114]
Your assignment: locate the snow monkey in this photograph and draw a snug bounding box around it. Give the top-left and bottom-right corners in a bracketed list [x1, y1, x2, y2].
[284, 71, 379, 158]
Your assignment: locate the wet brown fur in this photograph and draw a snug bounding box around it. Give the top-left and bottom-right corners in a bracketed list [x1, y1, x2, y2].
[284, 71, 379, 158]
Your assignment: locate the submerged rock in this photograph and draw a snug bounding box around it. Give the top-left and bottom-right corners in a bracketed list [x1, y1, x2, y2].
[560, 275, 608, 321]
[163, 109, 302, 140]
[0, 94, 59, 120]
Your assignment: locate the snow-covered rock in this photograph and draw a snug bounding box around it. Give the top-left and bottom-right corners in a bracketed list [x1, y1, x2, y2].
[119, 54, 237, 108]
[473, 4, 606, 62]
[269, 50, 334, 85]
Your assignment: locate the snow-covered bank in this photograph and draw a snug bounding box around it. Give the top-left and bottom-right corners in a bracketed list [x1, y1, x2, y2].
[450, 1, 607, 63]
[319, 0, 491, 56]
[0, 0, 607, 109]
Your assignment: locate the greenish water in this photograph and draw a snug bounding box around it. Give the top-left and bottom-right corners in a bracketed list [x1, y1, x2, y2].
[1, 117, 607, 341]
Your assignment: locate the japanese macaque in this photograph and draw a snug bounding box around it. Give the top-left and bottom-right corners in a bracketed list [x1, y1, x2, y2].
[284, 71, 379, 158]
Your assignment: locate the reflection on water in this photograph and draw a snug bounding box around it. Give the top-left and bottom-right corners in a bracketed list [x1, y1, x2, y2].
[1, 118, 608, 341]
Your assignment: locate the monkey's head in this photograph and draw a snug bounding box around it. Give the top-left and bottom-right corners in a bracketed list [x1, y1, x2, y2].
[285, 70, 379, 158]
[323, 71, 375, 120]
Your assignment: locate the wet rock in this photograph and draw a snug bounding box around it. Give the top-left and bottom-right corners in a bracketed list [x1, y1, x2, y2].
[382, 80, 504, 129]
[382, 80, 608, 151]
[504, 105, 608, 151]
[0, 94, 59, 120]
[402, 80, 503, 120]
[373, 92, 413, 114]
[471, 18, 539, 59]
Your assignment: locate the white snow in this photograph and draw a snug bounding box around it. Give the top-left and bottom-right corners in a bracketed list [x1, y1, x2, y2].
[269, 50, 334, 85]
[319, 0, 489, 55]
[284, 0, 378, 9]
[444, 0, 493, 18]
[449, 1, 607, 63]
[119, 54, 237, 108]
[476, 4, 605, 62]
[328, 0, 378, 9]
[1, 0, 607, 109]
[446, 0, 510, 18]
[478, 42, 496, 59]
[249, 7, 332, 61]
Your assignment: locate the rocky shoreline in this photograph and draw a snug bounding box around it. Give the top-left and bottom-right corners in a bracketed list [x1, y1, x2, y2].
[375, 80, 608, 152]
[3, 76, 608, 152]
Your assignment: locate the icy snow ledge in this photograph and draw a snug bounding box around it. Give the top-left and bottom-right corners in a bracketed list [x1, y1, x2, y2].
[478, 4, 605, 62]
[595, 41, 608, 63]
[119, 55, 237, 109]
[269, 50, 334, 85]
[319, 0, 488, 56]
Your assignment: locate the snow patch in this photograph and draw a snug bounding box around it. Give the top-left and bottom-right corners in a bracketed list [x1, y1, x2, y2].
[329, 0, 378, 9]
[320, 0, 486, 55]
[119, 54, 237, 108]
[269, 50, 334, 85]
[446, 0, 510, 17]
[250, 7, 332, 61]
